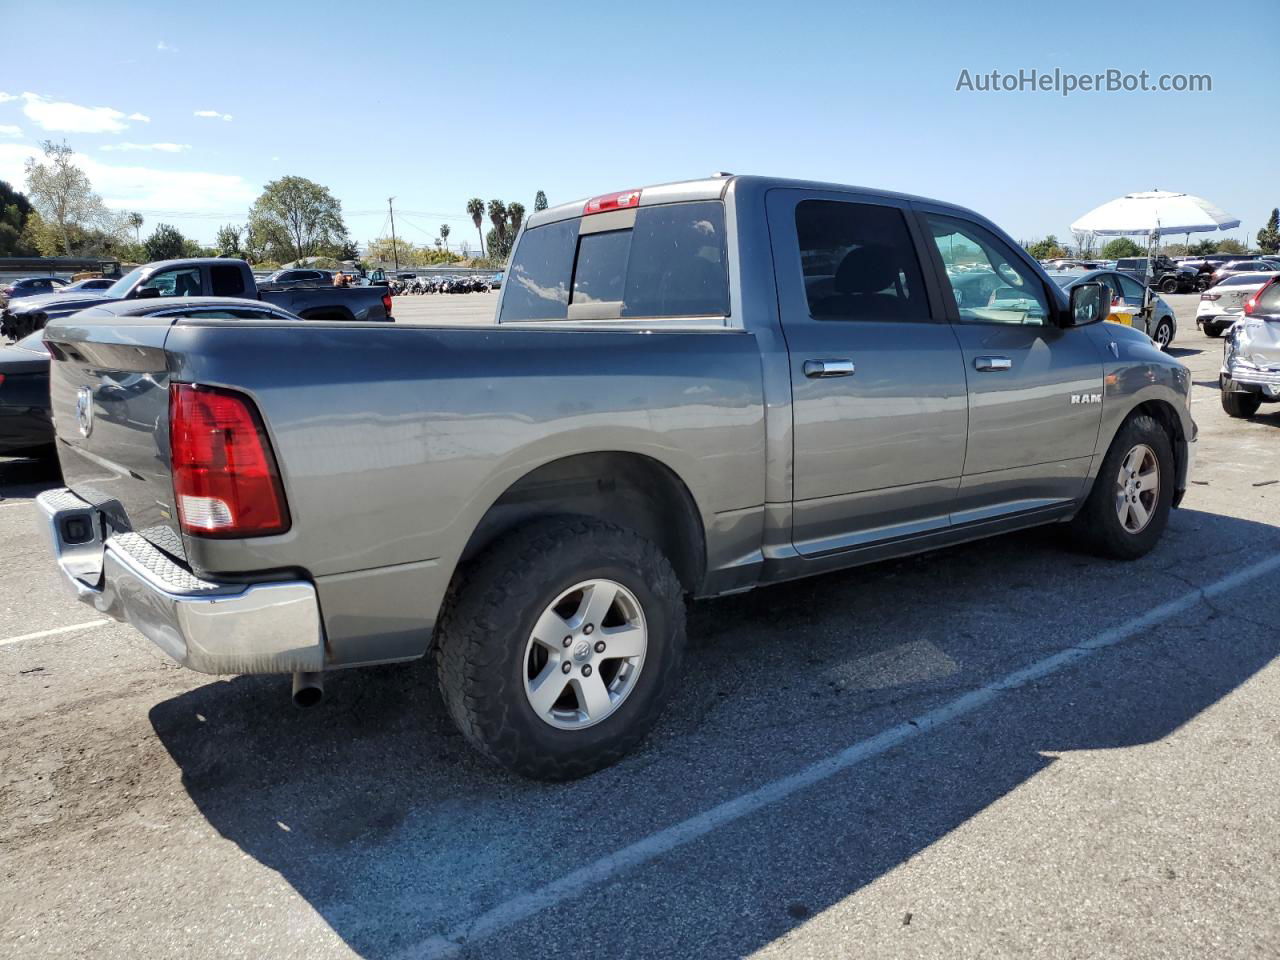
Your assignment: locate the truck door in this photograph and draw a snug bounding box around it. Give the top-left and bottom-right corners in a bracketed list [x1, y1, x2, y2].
[916, 210, 1105, 524]
[765, 189, 969, 556]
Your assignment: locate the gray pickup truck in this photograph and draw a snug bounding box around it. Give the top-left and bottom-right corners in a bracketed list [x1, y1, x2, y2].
[35, 175, 1196, 780]
[2, 257, 392, 340]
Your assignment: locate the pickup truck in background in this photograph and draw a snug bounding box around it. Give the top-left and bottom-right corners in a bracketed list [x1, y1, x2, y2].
[35, 175, 1196, 780]
[2, 257, 393, 340]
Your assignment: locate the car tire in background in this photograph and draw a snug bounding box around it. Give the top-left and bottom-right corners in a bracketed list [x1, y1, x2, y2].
[434, 516, 686, 780]
[1152, 317, 1174, 351]
[1202, 324, 1222, 338]
[1159, 277, 1179, 294]
[1071, 414, 1175, 561]
[1221, 388, 1261, 419]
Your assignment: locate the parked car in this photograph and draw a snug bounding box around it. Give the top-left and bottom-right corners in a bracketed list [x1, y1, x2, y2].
[1047, 269, 1177, 349]
[0, 276, 67, 308]
[1114, 256, 1200, 294]
[35, 175, 1195, 780]
[60, 278, 116, 293]
[0, 329, 54, 456]
[1209, 260, 1280, 287]
[1196, 272, 1278, 337]
[1220, 275, 1280, 418]
[263, 268, 334, 286]
[1, 258, 394, 340]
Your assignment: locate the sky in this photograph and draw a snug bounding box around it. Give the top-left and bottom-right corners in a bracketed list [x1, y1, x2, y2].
[1, 0, 1276, 251]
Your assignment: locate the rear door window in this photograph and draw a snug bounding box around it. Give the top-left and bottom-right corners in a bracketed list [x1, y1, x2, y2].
[500, 201, 729, 322]
[210, 265, 246, 297]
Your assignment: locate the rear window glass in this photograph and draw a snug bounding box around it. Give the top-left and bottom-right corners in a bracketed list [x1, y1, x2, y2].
[1256, 282, 1280, 313]
[500, 201, 729, 322]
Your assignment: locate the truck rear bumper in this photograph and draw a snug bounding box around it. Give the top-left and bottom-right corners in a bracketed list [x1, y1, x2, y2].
[35, 488, 324, 675]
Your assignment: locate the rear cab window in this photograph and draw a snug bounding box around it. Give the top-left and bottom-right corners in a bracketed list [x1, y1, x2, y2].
[500, 200, 729, 323]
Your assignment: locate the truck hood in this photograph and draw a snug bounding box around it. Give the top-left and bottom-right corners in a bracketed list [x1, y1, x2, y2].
[4, 292, 117, 315]
[1231, 316, 1280, 366]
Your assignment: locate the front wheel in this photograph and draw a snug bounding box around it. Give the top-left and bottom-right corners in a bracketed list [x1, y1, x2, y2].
[1222, 389, 1262, 419]
[1159, 277, 1179, 294]
[434, 517, 686, 780]
[1152, 317, 1174, 351]
[1071, 415, 1175, 560]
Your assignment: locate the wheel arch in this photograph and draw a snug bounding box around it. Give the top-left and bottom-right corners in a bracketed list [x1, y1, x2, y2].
[456, 451, 708, 595]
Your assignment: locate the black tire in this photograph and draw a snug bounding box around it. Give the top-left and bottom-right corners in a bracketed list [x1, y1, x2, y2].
[1152, 317, 1174, 351]
[1159, 277, 1179, 294]
[1203, 323, 1222, 338]
[1071, 414, 1175, 560]
[1222, 389, 1261, 419]
[434, 517, 686, 780]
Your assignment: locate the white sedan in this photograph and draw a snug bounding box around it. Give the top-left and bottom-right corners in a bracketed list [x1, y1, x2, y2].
[1196, 272, 1280, 337]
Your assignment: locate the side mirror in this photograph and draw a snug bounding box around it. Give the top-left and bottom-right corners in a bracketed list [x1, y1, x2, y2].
[1066, 282, 1109, 327]
[135, 286, 160, 300]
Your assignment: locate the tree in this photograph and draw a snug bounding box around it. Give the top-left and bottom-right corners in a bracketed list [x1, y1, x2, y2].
[1257, 208, 1280, 255]
[534, 190, 548, 212]
[127, 212, 144, 244]
[1216, 238, 1247, 255]
[338, 238, 360, 261]
[144, 223, 190, 261]
[1100, 237, 1143, 259]
[508, 202, 525, 236]
[439, 223, 450, 250]
[466, 198, 486, 257]
[23, 139, 112, 255]
[215, 223, 243, 257]
[0, 180, 38, 257]
[1025, 235, 1065, 261]
[247, 176, 349, 263]
[1071, 230, 1095, 258]
[1188, 238, 1219, 256]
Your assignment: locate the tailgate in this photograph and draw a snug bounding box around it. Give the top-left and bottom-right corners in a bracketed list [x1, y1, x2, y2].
[43, 317, 187, 561]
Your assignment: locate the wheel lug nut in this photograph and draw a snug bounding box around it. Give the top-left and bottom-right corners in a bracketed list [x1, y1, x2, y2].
[582, 664, 593, 677]
[562, 636, 572, 647]
[561, 661, 572, 674]
[583, 624, 594, 635]
[594, 641, 605, 654]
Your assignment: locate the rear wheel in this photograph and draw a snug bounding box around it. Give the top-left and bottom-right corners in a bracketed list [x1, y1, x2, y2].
[1202, 323, 1222, 338]
[1071, 415, 1174, 560]
[1222, 389, 1262, 419]
[434, 517, 686, 780]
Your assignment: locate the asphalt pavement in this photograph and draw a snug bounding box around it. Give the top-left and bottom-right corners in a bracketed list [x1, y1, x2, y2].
[2, 294, 1279, 959]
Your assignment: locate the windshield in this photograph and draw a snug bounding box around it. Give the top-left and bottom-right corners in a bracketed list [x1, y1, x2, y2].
[103, 266, 146, 298]
[15, 330, 48, 353]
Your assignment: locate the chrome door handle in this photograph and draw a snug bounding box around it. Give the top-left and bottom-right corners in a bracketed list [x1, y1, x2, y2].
[803, 359, 855, 378]
[974, 356, 1012, 372]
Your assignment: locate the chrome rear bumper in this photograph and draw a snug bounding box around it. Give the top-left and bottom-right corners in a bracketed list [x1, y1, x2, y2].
[35, 488, 324, 675]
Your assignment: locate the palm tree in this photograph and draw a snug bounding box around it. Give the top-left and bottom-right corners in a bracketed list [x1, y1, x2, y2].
[508, 202, 525, 236]
[439, 223, 450, 250]
[466, 198, 485, 258]
[127, 211, 144, 244]
[487, 200, 507, 259]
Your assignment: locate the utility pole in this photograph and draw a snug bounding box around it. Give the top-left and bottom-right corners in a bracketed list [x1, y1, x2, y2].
[387, 196, 400, 272]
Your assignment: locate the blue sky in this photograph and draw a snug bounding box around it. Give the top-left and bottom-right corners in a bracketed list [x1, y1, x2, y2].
[1, 0, 1275, 250]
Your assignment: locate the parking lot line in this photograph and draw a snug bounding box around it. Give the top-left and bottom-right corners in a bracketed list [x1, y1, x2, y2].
[402, 550, 1280, 960]
[0, 619, 110, 648]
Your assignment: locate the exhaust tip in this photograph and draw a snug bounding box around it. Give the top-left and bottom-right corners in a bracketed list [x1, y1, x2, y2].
[291, 671, 324, 708]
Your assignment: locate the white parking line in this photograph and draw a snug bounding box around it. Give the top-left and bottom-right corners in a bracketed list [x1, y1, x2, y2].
[0, 619, 110, 648]
[403, 550, 1280, 960]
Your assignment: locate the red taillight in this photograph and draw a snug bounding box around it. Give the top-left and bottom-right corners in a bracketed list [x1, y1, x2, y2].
[381, 292, 393, 315]
[1201, 293, 1220, 301]
[1243, 278, 1273, 315]
[0, 374, 5, 387]
[169, 383, 289, 537]
[583, 189, 641, 216]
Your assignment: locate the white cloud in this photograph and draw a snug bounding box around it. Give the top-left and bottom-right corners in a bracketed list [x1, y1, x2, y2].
[0, 92, 15, 104]
[156, 40, 178, 53]
[100, 142, 191, 153]
[128, 112, 150, 122]
[0, 143, 255, 212]
[0, 125, 21, 137]
[20, 92, 143, 134]
[194, 109, 233, 122]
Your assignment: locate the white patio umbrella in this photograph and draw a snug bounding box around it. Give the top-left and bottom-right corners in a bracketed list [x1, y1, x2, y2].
[1071, 190, 1240, 307]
